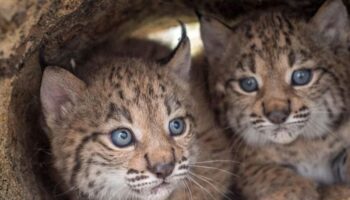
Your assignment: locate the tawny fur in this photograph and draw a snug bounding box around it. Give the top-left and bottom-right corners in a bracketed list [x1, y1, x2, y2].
[200, 0, 350, 199]
[40, 36, 234, 200]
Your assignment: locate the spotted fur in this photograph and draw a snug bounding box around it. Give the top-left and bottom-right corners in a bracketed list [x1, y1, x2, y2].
[40, 31, 234, 199]
[200, 0, 350, 199]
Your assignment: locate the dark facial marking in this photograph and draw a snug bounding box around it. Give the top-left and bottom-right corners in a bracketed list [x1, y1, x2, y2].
[109, 67, 116, 81]
[106, 102, 133, 123]
[94, 152, 114, 163]
[240, 53, 256, 73]
[160, 84, 166, 93]
[282, 15, 294, 33]
[250, 113, 258, 117]
[147, 83, 154, 96]
[71, 132, 102, 186]
[127, 175, 149, 182]
[96, 139, 115, 152]
[285, 35, 291, 46]
[288, 51, 295, 67]
[164, 96, 181, 115]
[144, 153, 151, 168]
[244, 24, 254, 39]
[127, 169, 140, 174]
[119, 90, 124, 100]
[178, 165, 189, 170]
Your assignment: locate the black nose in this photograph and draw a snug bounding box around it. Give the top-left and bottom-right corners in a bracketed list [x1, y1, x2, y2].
[266, 110, 290, 124]
[149, 163, 175, 179]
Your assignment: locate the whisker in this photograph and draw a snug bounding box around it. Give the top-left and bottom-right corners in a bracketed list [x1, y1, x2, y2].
[183, 179, 193, 200]
[54, 184, 80, 197]
[189, 171, 232, 200]
[189, 164, 238, 177]
[186, 176, 215, 200]
[195, 159, 239, 164]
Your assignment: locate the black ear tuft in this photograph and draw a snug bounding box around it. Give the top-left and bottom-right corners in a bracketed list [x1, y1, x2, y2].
[160, 21, 191, 82]
[194, 9, 202, 20]
[158, 20, 189, 65]
[178, 20, 187, 45]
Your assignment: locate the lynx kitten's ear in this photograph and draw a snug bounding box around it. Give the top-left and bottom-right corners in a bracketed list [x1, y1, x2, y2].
[40, 66, 86, 124]
[199, 14, 232, 66]
[163, 21, 191, 82]
[310, 0, 349, 47]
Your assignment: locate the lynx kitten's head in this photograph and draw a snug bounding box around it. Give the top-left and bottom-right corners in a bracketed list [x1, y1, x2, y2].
[40, 29, 196, 200]
[200, 0, 350, 145]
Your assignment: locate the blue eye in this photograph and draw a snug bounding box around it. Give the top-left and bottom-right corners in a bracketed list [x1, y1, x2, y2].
[110, 128, 133, 148]
[292, 69, 312, 86]
[169, 118, 186, 136]
[239, 77, 258, 92]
